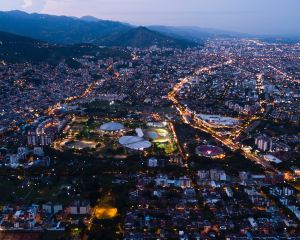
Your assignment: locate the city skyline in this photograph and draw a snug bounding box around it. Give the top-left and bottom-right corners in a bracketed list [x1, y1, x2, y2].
[1, 0, 300, 35]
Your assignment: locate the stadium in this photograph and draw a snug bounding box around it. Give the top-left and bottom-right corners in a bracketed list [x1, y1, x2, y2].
[195, 145, 225, 159]
[144, 128, 170, 143]
[119, 136, 152, 150]
[98, 122, 125, 132]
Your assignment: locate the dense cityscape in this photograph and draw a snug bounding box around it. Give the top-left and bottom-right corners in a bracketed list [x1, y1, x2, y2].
[0, 4, 300, 240]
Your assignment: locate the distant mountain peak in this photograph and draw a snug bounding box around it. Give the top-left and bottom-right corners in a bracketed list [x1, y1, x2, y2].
[100, 26, 197, 48]
[126, 26, 160, 37]
[5, 10, 29, 16]
[80, 16, 100, 22]
[135, 26, 150, 31]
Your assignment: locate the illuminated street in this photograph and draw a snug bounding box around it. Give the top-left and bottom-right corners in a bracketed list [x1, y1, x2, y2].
[167, 59, 275, 171]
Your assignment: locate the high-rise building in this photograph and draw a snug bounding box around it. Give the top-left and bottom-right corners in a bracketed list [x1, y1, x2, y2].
[27, 131, 37, 146]
[26, 131, 53, 146]
[255, 135, 272, 151]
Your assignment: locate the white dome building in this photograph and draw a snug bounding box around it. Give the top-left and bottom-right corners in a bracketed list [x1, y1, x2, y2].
[119, 136, 151, 150]
[99, 122, 125, 132]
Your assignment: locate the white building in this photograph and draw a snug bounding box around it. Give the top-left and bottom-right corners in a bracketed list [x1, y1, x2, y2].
[264, 154, 282, 164]
[148, 157, 158, 167]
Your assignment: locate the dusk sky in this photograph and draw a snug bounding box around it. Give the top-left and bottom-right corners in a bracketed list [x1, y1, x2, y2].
[1, 0, 300, 35]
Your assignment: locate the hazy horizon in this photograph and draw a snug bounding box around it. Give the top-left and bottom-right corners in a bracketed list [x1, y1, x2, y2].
[1, 0, 300, 36]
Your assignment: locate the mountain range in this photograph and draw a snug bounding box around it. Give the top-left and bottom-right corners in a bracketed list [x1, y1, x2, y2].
[0, 10, 298, 50]
[0, 10, 198, 48]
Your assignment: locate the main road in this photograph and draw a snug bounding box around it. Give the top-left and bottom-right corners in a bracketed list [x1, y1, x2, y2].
[167, 60, 276, 171]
